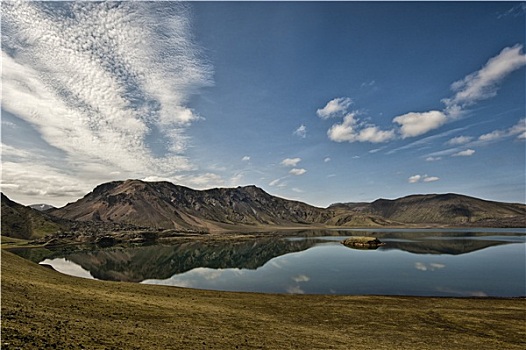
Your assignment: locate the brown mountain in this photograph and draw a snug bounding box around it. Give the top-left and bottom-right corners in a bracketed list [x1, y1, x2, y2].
[49, 179, 332, 232]
[47, 179, 526, 232]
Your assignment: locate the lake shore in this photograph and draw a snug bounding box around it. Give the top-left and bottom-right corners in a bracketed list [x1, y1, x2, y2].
[2, 250, 525, 349]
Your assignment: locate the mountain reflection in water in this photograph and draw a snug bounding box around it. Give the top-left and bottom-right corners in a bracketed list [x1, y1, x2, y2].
[62, 237, 317, 282]
[17, 229, 526, 297]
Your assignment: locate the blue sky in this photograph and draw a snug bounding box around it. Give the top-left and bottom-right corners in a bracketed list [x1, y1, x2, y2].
[1, 1, 525, 208]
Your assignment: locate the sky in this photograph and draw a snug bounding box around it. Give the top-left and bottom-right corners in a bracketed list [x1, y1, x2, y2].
[1, 1, 525, 208]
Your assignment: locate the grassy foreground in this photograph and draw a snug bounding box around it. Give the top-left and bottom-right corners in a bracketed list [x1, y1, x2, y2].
[1, 250, 525, 350]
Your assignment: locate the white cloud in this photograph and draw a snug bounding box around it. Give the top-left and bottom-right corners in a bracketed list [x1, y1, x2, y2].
[1, 1, 212, 205]
[393, 111, 447, 138]
[447, 135, 473, 146]
[293, 124, 307, 138]
[444, 44, 526, 112]
[423, 176, 440, 183]
[242, 156, 251, 162]
[268, 176, 288, 188]
[508, 118, 526, 139]
[183, 173, 225, 189]
[498, 3, 526, 19]
[327, 113, 396, 143]
[1, 120, 17, 128]
[142, 176, 174, 183]
[1, 161, 95, 205]
[289, 168, 307, 176]
[426, 156, 442, 162]
[268, 178, 281, 187]
[316, 97, 353, 119]
[324, 157, 331, 163]
[291, 187, 304, 193]
[478, 118, 526, 143]
[281, 158, 302, 167]
[360, 80, 376, 88]
[409, 174, 440, 183]
[357, 126, 397, 143]
[408, 175, 422, 183]
[452, 149, 475, 157]
[320, 45, 525, 144]
[478, 130, 505, 142]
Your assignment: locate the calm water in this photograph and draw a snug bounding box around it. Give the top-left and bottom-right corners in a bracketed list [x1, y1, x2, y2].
[18, 229, 526, 297]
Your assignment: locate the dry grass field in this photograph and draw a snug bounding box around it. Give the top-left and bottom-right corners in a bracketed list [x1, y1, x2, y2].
[2, 250, 525, 349]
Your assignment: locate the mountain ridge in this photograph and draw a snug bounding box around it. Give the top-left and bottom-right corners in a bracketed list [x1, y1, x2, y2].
[49, 179, 332, 232]
[47, 179, 526, 232]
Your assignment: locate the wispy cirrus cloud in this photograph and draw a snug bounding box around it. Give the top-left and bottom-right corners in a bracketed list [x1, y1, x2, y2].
[498, 3, 526, 19]
[1, 1, 213, 205]
[423, 118, 525, 160]
[386, 127, 467, 155]
[452, 149, 476, 157]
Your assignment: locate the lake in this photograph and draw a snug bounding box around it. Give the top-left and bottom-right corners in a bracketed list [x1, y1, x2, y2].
[17, 228, 526, 297]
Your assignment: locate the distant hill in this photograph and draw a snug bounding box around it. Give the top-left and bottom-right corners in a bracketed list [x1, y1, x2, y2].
[330, 193, 526, 227]
[48, 179, 526, 231]
[1, 193, 65, 240]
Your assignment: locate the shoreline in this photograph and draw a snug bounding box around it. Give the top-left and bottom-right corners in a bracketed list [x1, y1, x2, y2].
[4, 224, 525, 249]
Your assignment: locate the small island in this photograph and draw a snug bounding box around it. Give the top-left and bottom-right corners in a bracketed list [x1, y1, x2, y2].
[341, 236, 386, 249]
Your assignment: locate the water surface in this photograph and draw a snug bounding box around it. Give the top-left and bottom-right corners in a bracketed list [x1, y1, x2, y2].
[20, 229, 526, 297]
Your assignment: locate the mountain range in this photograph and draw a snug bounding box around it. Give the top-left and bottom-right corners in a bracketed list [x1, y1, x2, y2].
[2, 179, 525, 241]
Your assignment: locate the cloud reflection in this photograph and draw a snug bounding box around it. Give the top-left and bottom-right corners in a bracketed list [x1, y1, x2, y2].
[292, 274, 310, 283]
[415, 262, 446, 271]
[437, 287, 488, 297]
[40, 258, 95, 279]
[286, 285, 305, 294]
[141, 267, 244, 289]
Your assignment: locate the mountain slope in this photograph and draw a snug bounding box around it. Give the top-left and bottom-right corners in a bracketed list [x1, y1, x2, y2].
[1, 193, 65, 240]
[49, 180, 526, 231]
